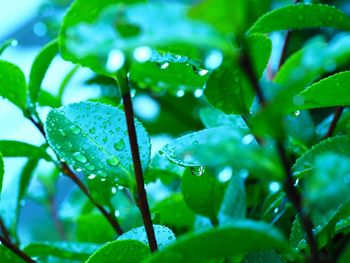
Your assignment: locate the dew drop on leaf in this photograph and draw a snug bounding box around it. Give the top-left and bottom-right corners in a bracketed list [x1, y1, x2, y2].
[114, 139, 125, 151]
[58, 129, 66, 137]
[190, 166, 205, 176]
[69, 125, 81, 135]
[107, 156, 120, 167]
[72, 152, 88, 164]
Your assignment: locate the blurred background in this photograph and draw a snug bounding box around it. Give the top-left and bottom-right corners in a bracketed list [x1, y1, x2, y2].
[1, 0, 350, 248]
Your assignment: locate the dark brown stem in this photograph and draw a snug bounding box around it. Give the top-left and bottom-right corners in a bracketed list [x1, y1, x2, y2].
[241, 44, 320, 262]
[120, 74, 158, 252]
[28, 116, 123, 236]
[323, 106, 344, 139]
[61, 164, 123, 235]
[0, 216, 11, 243]
[0, 218, 36, 263]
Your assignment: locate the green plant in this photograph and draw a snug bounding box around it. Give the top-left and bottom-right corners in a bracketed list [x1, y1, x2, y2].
[1, 0, 350, 262]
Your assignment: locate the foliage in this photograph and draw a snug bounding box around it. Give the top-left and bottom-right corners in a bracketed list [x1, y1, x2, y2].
[1, 0, 350, 262]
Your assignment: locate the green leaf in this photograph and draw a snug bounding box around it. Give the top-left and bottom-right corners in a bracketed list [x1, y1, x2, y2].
[76, 214, 116, 243]
[304, 153, 350, 214]
[0, 60, 27, 110]
[38, 90, 61, 108]
[0, 246, 25, 263]
[0, 141, 50, 161]
[204, 61, 254, 115]
[219, 174, 246, 223]
[117, 225, 176, 248]
[182, 167, 227, 221]
[86, 240, 150, 263]
[242, 251, 284, 263]
[151, 194, 195, 232]
[28, 39, 58, 105]
[161, 127, 283, 180]
[45, 101, 150, 189]
[24, 242, 99, 261]
[144, 220, 289, 263]
[248, 4, 350, 34]
[0, 151, 3, 194]
[292, 135, 350, 178]
[199, 107, 247, 129]
[246, 34, 272, 79]
[297, 71, 350, 110]
[339, 242, 350, 263]
[60, 2, 231, 76]
[0, 39, 15, 56]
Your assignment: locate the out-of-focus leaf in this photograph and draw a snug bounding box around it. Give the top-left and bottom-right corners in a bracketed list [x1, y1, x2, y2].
[86, 240, 150, 263]
[0, 152, 3, 194]
[28, 39, 58, 105]
[339, 242, 350, 263]
[0, 60, 27, 110]
[199, 107, 247, 129]
[161, 127, 283, 180]
[144, 220, 289, 263]
[297, 71, 350, 110]
[0, 39, 15, 56]
[45, 101, 150, 189]
[151, 194, 195, 232]
[0, 246, 25, 263]
[204, 61, 254, 115]
[292, 135, 350, 178]
[182, 167, 227, 221]
[24, 242, 99, 261]
[60, 2, 231, 76]
[304, 153, 350, 214]
[246, 34, 272, 79]
[219, 173, 246, 223]
[0, 141, 50, 161]
[117, 225, 176, 248]
[242, 250, 284, 263]
[248, 4, 350, 34]
[76, 214, 116, 243]
[38, 90, 61, 108]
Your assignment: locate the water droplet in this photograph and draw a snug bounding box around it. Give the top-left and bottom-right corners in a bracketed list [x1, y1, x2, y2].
[11, 39, 18, 46]
[107, 156, 120, 167]
[88, 174, 97, 180]
[239, 169, 249, 179]
[106, 49, 125, 72]
[58, 129, 66, 137]
[69, 125, 81, 135]
[196, 69, 209, 76]
[73, 152, 88, 164]
[176, 90, 185, 97]
[190, 166, 205, 176]
[194, 89, 203, 98]
[103, 137, 108, 143]
[89, 127, 96, 134]
[115, 210, 120, 217]
[160, 62, 169, 69]
[269, 181, 281, 192]
[85, 163, 95, 171]
[192, 140, 199, 145]
[114, 139, 125, 151]
[218, 166, 233, 182]
[111, 187, 117, 194]
[205, 50, 223, 70]
[273, 207, 279, 213]
[242, 134, 255, 145]
[133, 46, 152, 62]
[290, 110, 300, 117]
[75, 167, 83, 172]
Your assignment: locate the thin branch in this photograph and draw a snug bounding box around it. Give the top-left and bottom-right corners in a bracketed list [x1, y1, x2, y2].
[28, 116, 124, 236]
[323, 106, 345, 139]
[118, 73, 158, 252]
[241, 47, 320, 262]
[48, 196, 66, 240]
[0, 218, 36, 263]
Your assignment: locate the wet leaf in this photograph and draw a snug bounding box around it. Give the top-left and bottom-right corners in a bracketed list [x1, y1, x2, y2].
[248, 4, 350, 34]
[45, 101, 150, 189]
[144, 220, 289, 263]
[86, 240, 150, 263]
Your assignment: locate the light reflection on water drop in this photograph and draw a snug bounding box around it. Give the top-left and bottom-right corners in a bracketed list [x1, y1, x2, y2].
[106, 49, 125, 72]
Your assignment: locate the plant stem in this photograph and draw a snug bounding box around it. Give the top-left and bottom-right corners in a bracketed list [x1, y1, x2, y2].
[0, 218, 36, 263]
[323, 106, 344, 139]
[240, 51, 320, 262]
[118, 72, 158, 252]
[28, 116, 123, 236]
